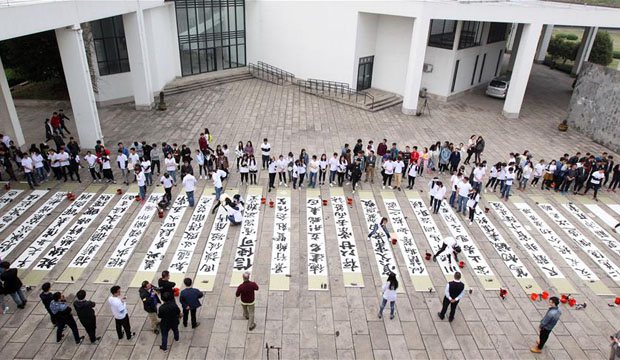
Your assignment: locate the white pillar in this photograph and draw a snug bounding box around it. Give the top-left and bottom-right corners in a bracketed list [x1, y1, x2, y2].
[502, 23, 543, 119]
[124, 9, 154, 110]
[56, 25, 103, 148]
[0, 57, 25, 148]
[572, 27, 598, 76]
[402, 16, 430, 115]
[508, 24, 524, 72]
[535, 24, 554, 63]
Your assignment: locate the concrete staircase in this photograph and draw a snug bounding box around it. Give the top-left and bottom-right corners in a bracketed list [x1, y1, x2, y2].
[363, 89, 403, 112]
[163, 67, 253, 95]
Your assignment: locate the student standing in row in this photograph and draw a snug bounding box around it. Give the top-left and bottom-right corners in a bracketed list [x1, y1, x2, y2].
[73, 290, 101, 344]
[261, 138, 271, 169]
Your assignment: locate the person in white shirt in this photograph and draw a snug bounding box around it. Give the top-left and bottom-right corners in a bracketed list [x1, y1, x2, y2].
[485, 163, 500, 193]
[472, 163, 485, 192]
[377, 273, 398, 320]
[433, 236, 462, 264]
[239, 154, 249, 185]
[456, 177, 472, 215]
[428, 176, 439, 204]
[21, 152, 38, 189]
[141, 158, 152, 186]
[406, 161, 418, 189]
[116, 150, 129, 185]
[541, 160, 557, 190]
[260, 138, 271, 169]
[101, 155, 115, 183]
[108, 286, 135, 340]
[382, 158, 395, 189]
[467, 189, 481, 225]
[337, 156, 348, 187]
[448, 171, 460, 207]
[195, 149, 206, 179]
[165, 153, 178, 185]
[57, 148, 70, 182]
[136, 167, 147, 203]
[211, 168, 228, 208]
[31, 150, 47, 182]
[128, 148, 140, 182]
[501, 167, 515, 200]
[84, 151, 101, 182]
[223, 195, 244, 225]
[0, 133, 11, 148]
[183, 172, 197, 207]
[328, 153, 339, 186]
[296, 160, 307, 189]
[248, 155, 258, 185]
[276, 155, 288, 186]
[160, 173, 174, 203]
[308, 155, 320, 188]
[519, 161, 533, 191]
[393, 157, 404, 191]
[438, 272, 465, 322]
[432, 182, 447, 214]
[583, 168, 605, 200]
[318, 154, 328, 186]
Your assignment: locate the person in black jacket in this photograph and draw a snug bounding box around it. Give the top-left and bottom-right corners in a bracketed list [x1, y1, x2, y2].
[39, 282, 56, 325]
[0, 280, 7, 314]
[437, 271, 466, 323]
[0, 261, 27, 309]
[50, 292, 84, 344]
[139, 280, 161, 334]
[158, 292, 181, 352]
[73, 290, 100, 344]
[180, 278, 203, 329]
[158, 271, 176, 299]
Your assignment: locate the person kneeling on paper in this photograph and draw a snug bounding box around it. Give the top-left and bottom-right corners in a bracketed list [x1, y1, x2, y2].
[433, 236, 462, 264]
[223, 194, 244, 226]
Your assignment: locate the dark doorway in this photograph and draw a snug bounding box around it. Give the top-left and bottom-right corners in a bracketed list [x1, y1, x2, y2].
[357, 56, 374, 91]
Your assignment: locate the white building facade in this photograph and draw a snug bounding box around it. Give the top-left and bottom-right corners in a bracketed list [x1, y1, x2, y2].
[1, 0, 619, 148]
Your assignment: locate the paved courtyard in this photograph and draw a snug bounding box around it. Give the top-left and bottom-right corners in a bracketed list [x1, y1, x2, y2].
[1, 63, 620, 360]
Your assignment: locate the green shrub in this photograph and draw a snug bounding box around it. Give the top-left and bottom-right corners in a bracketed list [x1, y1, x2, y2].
[565, 34, 579, 41]
[555, 33, 569, 39]
[589, 31, 614, 66]
[548, 35, 579, 64]
[613, 50, 620, 59]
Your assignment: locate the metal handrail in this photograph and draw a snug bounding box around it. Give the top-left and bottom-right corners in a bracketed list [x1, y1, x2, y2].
[256, 61, 295, 83]
[298, 78, 374, 109]
[248, 63, 284, 85]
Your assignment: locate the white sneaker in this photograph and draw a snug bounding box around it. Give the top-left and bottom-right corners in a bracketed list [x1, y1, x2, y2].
[484, 188, 487, 193]
[382, 186, 385, 189]
[388, 186, 393, 190]
[346, 182, 350, 186]
[352, 190, 356, 194]
[284, 183, 288, 187]
[279, 181, 283, 185]
[469, 221, 473, 226]
[329, 183, 333, 187]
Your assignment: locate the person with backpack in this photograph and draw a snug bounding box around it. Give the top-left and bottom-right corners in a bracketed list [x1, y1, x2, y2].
[377, 272, 398, 320]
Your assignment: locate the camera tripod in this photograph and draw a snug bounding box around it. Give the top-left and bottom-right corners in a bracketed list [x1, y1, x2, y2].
[416, 97, 431, 117]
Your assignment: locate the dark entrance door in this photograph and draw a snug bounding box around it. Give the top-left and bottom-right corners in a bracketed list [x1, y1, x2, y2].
[357, 56, 374, 91]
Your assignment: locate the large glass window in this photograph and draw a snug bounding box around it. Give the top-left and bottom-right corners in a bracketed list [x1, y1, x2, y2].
[487, 22, 509, 44]
[175, 0, 246, 76]
[458, 21, 483, 50]
[91, 16, 130, 76]
[428, 20, 457, 49]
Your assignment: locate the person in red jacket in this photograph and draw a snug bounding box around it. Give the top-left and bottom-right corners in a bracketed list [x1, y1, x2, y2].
[235, 271, 259, 331]
[50, 112, 63, 138]
[377, 139, 388, 160]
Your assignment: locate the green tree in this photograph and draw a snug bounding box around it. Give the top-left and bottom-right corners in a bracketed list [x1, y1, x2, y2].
[0, 30, 63, 82]
[589, 31, 614, 66]
[548, 35, 579, 64]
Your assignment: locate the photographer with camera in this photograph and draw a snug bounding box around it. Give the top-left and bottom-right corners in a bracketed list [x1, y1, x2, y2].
[139, 281, 162, 334]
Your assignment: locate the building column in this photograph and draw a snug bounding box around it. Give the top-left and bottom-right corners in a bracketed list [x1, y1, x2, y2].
[502, 23, 543, 119]
[402, 16, 430, 115]
[508, 24, 524, 72]
[123, 9, 154, 110]
[56, 25, 103, 148]
[572, 26, 598, 76]
[0, 57, 25, 148]
[535, 24, 554, 63]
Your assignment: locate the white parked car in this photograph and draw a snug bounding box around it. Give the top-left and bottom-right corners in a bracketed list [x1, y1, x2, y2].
[486, 77, 510, 99]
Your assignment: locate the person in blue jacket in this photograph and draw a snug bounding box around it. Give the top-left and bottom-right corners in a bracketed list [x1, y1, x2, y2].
[180, 277, 203, 329]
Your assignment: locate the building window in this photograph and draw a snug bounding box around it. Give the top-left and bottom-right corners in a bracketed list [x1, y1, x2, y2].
[92, 16, 130, 76]
[428, 20, 457, 49]
[458, 21, 483, 50]
[451, 60, 459, 93]
[487, 22, 509, 44]
[175, 0, 246, 76]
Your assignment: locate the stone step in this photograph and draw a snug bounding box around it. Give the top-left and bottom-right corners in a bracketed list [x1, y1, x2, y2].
[164, 71, 253, 95]
[367, 97, 403, 112]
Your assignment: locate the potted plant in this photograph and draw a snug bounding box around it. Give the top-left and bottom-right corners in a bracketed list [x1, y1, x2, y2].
[558, 119, 568, 132]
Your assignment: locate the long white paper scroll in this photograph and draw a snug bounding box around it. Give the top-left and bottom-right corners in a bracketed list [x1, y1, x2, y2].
[0, 189, 23, 211]
[474, 208, 541, 293]
[0, 190, 47, 234]
[437, 202, 499, 289]
[306, 192, 328, 291]
[407, 195, 459, 277]
[193, 204, 230, 291]
[168, 193, 215, 288]
[607, 204, 620, 218]
[330, 193, 364, 287]
[128, 194, 188, 287]
[32, 194, 114, 271]
[562, 202, 620, 258]
[0, 192, 65, 259]
[584, 203, 620, 229]
[359, 194, 399, 280]
[57, 192, 136, 283]
[382, 195, 432, 291]
[538, 201, 620, 284]
[95, 194, 160, 284]
[513, 201, 611, 294]
[270, 192, 291, 290]
[230, 188, 262, 286]
[11, 193, 95, 269]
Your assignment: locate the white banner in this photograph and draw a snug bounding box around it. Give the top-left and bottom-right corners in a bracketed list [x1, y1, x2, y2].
[359, 198, 399, 277]
[515, 202, 598, 282]
[0, 189, 23, 211]
[0, 192, 65, 259]
[562, 202, 620, 258]
[137, 195, 188, 272]
[383, 199, 427, 276]
[538, 202, 620, 281]
[104, 194, 160, 269]
[306, 198, 328, 276]
[67, 193, 135, 268]
[168, 195, 215, 274]
[331, 196, 363, 275]
[33, 193, 114, 270]
[231, 194, 261, 273]
[0, 190, 47, 234]
[12, 193, 95, 269]
[489, 201, 564, 279]
[271, 197, 291, 276]
[195, 206, 230, 275]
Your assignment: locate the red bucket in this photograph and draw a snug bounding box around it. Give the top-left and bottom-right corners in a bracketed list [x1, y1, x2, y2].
[568, 298, 577, 307]
[347, 197, 353, 205]
[541, 291, 549, 300]
[615, 297, 620, 305]
[261, 197, 266, 204]
[530, 293, 539, 301]
[269, 200, 274, 208]
[560, 294, 568, 303]
[425, 252, 432, 261]
[116, 188, 123, 195]
[322, 199, 328, 206]
[499, 288, 508, 299]
[391, 237, 397, 245]
[458, 261, 465, 268]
